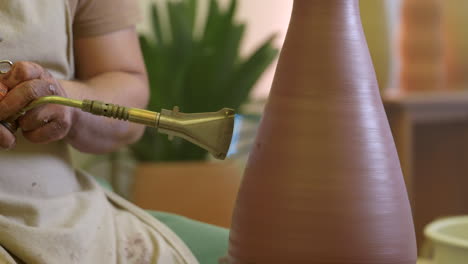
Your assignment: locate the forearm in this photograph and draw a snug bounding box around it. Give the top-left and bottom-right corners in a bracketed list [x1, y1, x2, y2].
[61, 70, 149, 154]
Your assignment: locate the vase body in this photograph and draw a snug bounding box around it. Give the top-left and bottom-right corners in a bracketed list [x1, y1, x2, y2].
[399, 0, 445, 92]
[228, 1, 417, 263]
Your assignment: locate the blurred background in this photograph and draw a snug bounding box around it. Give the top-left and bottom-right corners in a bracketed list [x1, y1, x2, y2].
[72, 0, 468, 262]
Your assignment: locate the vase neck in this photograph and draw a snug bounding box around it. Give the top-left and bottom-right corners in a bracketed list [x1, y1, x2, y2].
[274, 0, 375, 97]
[292, 0, 360, 9]
[288, 0, 364, 47]
[292, 0, 360, 22]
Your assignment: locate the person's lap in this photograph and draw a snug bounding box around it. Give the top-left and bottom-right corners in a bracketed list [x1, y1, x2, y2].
[95, 176, 229, 264]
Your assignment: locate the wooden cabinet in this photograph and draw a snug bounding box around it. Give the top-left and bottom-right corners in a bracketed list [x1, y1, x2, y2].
[384, 91, 468, 251]
[132, 162, 242, 228]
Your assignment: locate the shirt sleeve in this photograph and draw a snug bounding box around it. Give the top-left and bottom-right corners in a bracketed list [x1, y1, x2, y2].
[73, 0, 141, 38]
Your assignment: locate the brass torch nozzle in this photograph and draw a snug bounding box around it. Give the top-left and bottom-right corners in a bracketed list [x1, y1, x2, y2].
[158, 106, 235, 160]
[2, 96, 235, 160]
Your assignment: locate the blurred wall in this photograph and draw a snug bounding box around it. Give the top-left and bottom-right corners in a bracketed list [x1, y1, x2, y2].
[444, 0, 468, 89]
[360, 0, 391, 91]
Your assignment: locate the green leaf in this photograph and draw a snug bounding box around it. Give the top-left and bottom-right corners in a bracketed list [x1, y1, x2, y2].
[187, 0, 197, 36]
[151, 5, 164, 46]
[226, 35, 279, 109]
[131, 0, 279, 162]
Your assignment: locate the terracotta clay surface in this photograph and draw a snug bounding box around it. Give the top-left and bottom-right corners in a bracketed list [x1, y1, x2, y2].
[228, 1, 417, 263]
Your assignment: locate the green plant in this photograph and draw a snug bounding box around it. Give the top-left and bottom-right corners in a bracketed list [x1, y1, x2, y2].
[131, 0, 279, 162]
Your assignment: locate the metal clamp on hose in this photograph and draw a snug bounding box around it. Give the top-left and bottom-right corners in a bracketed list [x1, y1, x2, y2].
[80, 99, 235, 159]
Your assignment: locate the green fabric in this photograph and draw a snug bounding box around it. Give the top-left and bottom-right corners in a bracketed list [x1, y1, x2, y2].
[149, 211, 229, 264]
[94, 176, 229, 263]
[94, 176, 113, 191]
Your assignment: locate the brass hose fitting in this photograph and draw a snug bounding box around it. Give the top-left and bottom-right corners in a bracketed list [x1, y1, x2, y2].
[2, 96, 235, 160]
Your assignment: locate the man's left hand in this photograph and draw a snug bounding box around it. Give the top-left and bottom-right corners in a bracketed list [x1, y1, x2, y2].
[0, 61, 73, 147]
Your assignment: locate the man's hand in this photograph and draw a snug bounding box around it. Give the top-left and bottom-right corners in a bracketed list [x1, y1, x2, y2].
[0, 61, 74, 149]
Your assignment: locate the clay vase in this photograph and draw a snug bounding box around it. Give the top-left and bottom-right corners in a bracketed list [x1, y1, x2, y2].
[228, 1, 417, 263]
[399, 0, 445, 92]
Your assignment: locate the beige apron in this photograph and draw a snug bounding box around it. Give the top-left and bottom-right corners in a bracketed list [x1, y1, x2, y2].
[0, 1, 198, 263]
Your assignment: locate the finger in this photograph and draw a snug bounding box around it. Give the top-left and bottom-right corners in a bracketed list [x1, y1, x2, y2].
[18, 104, 66, 132]
[0, 79, 58, 121]
[17, 105, 51, 132]
[0, 125, 16, 149]
[0, 61, 50, 89]
[0, 82, 7, 100]
[22, 119, 70, 144]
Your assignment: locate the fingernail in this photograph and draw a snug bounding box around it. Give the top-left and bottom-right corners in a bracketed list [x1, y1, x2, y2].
[49, 84, 56, 94]
[2, 144, 14, 151]
[4, 140, 16, 151]
[0, 86, 7, 99]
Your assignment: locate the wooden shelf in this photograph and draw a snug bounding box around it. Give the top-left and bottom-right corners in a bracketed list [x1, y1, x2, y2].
[383, 90, 468, 253]
[385, 90, 468, 123]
